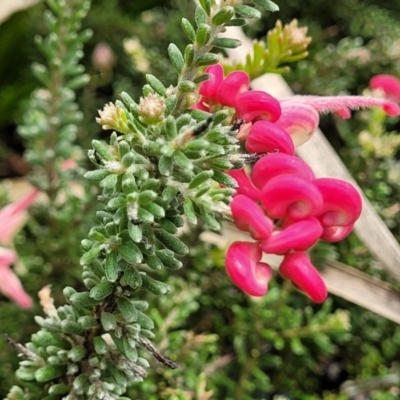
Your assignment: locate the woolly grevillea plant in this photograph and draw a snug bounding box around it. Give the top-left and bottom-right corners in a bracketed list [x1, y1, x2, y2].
[5, 0, 400, 398]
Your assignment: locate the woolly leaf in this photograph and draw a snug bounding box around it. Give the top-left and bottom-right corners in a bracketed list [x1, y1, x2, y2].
[90, 281, 115, 301]
[212, 37, 242, 49]
[181, 18, 196, 42]
[168, 43, 184, 73]
[253, 0, 279, 11]
[105, 251, 118, 282]
[196, 24, 211, 46]
[212, 6, 235, 25]
[145, 74, 166, 96]
[117, 297, 138, 323]
[183, 198, 197, 225]
[155, 229, 189, 255]
[118, 243, 143, 264]
[234, 5, 262, 19]
[141, 274, 171, 295]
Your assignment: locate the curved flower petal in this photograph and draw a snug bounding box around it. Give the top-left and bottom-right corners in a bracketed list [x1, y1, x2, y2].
[261, 175, 323, 220]
[228, 169, 262, 202]
[225, 241, 272, 297]
[251, 153, 315, 190]
[369, 74, 400, 103]
[274, 102, 319, 147]
[245, 120, 295, 155]
[279, 252, 327, 303]
[261, 218, 322, 254]
[199, 64, 224, 100]
[320, 223, 355, 242]
[231, 194, 273, 240]
[314, 178, 362, 227]
[216, 70, 250, 107]
[235, 91, 281, 123]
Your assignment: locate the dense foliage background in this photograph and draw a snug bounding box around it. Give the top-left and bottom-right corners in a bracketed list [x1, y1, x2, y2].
[1, 1, 400, 398]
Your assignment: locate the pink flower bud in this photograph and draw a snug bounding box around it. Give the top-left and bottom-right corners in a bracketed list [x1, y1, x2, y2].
[285, 95, 400, 117]
[199, 64, 224, 100]
[0, 247, 32, 309]
[320, 223, 354, 242]
[279, 252, 327, 303]
[226, 241, 273, 297]
[92, 42, 115, 72]
[261, 218, 322, 254]
[216, 70, 250, 107]
[245, 120, 295, 155]
[231, 195, 273, 240]
[261, 175, 323, 220]
[190, 101, 210, 112]
[251, 153, 315, 190]
[274, 102, 319, 147]
[235, 91, 281, 123]
[228, 169, 262, 202]
[369, 74, 400, 103]
[314, 178, 362, 227]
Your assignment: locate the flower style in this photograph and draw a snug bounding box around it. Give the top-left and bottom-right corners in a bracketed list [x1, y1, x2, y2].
[195, 64, 400, 302]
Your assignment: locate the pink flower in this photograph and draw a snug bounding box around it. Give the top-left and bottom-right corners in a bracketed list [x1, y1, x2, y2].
[274, 102, 320, 147]
[216, 70, 250, 107]
[228, 168, 262, 202]
[314, 178, 362, 227]
[261, 175, 323, 220]
[251, 153, 315, 190]
[225, 241, 273, 297]
[235, 91, 281, 123]
[245, 120, 295, 155]
[199, 64, 224, 100]
[369, 74, 400, 103]
[0, 188, 40, 246]
[279, 252, 327, 303]
[0, 247, 32, 308]
[261, 218, 322, 255]
[231, 194, 273, 240]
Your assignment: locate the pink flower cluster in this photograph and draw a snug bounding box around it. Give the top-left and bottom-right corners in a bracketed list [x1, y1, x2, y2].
[195, 64, 400, 302]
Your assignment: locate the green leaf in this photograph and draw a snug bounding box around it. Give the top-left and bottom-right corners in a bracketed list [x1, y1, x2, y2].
[184, 44, 194, 67]
[69, 292, 99, 308]
[195, 53, 219, 67]
[158, 218, 178, 234]
[61, 320, 85, 335]
[101, 311, 117, 331]
[83, 169, 110, 181]
[164, 115, 177, 139]
[136, 310, 155, 330]
[165, 95, 177, 115]
[159, 154, 173, 176]
[195, 6, 207, 27]
[156, 249, 183, 270]
[183, 198, 197, 225]
[224, 18, 247, 27]
[118, 243, 143, 264]
[212, 6, 235, 25]
[145, 74, 166, 96]
[196, 24, 211, 46]
[212, 37, 242, 49]
[173, 151, 193, 170]
[105, 251, 118, 282]
[122, 337, 138, 361]
[140, 178, 160, 191]
[181, 18, 196, 42]
[212, 170, 238, 187]
[117, 297, 138, 323]
[80, 245, 101, 266]
[65, 74, 90, 89]
[253, 0, 279, 11]
[128, 222, 142, 243]
[122, 268, 143, 289]
[199, 0, 212, 15]
[168, 43, 184, 74]
[92, 139, 113, 161]
[154, 229, 189, 256]
[178, 80, 196, 93]
[35, 365, 66, 383]
[93, 336, 108, 355]
[162, 186, 179, 203]
[31, 62, 51, 87]
[90, 281, 115, 301]
[189, 170, 214, 189]
[138, 190, 158, 205]
[141, 274, 170, 295]
[141, 202, 165, 219]
[144, 253, 164, 270]
[234, 5, 262, 19]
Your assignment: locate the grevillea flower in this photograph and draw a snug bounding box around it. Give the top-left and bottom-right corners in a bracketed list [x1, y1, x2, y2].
[320, 223, 355, 242]
[216, 70, 250, 107]
[279, 252, 327, 303]
[0, 188, 40, 246]
[261, 174, 323, 220]
[369, 74, 400, 103]
[225, 241, 273, 296]
[231, 194, 273, 240]
[235, 91, 281, 123]
[261, 218, 323, 255]
[228, 168, 262, 202]
[313, 178, 362, 227]
[251, 153, 315, 190]
[0, 247, 32, 309]
[274, 102, 319, 147]
[245, 120, 295, 155]
[199, 64, 224, 100]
